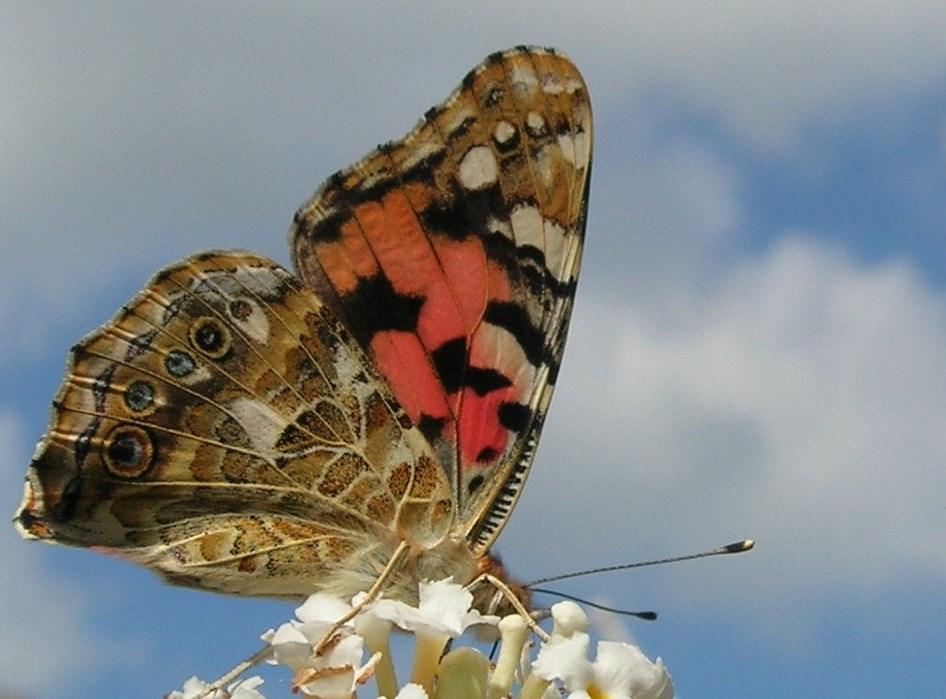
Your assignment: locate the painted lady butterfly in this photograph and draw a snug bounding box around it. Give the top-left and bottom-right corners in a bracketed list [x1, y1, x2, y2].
[15, 46, 592, 614]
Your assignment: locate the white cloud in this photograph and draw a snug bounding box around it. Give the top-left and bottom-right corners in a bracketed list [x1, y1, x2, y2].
[504, 236, 946, 621]
[589, 135, 742, 300]
[575, 0, 946, 150]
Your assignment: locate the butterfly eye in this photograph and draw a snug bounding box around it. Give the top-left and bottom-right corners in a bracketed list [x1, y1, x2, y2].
[123, 380, 155, 413]
[189, 317, 232, 359]
[102, 426, 154, 478]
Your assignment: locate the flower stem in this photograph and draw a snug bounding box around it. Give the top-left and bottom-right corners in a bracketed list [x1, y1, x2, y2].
[410, 629, 449, 695]
[358, 613, 398, 698]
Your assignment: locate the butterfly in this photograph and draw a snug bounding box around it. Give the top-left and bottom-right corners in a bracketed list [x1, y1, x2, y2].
[15, 46, 592, 613]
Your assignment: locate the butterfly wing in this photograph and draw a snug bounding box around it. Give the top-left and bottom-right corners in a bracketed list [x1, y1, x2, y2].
[290, 47, 592, 556]
[16, 252, 455, 598]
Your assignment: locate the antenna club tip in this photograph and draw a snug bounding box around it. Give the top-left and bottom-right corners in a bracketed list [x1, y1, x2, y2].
[725, 539, 755, 553]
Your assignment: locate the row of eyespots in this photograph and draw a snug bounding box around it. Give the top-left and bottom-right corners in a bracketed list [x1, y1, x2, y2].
[104, 314, 235, 479]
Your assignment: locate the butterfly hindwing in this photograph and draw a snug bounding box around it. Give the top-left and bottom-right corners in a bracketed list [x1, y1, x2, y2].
[16, 251, 456, 598]
[291, 47, 592, 555]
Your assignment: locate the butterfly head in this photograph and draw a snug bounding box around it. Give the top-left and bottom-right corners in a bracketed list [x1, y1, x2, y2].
[471, 551, 532, 617]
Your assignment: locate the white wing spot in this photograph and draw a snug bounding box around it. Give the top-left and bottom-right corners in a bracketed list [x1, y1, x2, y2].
[510, 205, 544, 249]
[443, 107, 477, 134]
[541, 74, 564, 95]
[509, 206, 571, 280]
[510, 62, 539, 92]
[401, 140, 445, 170]
[229, 398, 289, 454]
[543, 219, 568, 280]
[230, 298, 270, 344]
[475, 324, 536, 390]
[232, 265, 283, 297]
[564, 77, 583, 94]
[558, 131, 589, 168]
[458, 146, 498, 190]
[493, 120, 516, 144]
[488, 216, 514, 240]
[527, 112, 546, 133]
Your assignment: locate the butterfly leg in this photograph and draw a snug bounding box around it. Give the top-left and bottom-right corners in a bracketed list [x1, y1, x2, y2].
[195, 645, 274, 699]
[311, 540, 411, 654]
[467, 572, 550, 642]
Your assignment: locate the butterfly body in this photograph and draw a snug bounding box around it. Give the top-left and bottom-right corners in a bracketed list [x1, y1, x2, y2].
[16, 47, 592, 612]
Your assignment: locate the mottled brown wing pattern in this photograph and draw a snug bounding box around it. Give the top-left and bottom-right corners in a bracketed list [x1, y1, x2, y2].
[16, 252, 460, 599]
[291, 47, 592, 555]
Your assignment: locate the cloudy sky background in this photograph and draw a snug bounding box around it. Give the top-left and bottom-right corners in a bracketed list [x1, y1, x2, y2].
[3, 3, 946, 697]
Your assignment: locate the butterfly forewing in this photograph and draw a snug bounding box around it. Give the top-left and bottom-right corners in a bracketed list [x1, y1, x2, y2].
[17, 252, 457, 598]
[291, 47, 592, 556]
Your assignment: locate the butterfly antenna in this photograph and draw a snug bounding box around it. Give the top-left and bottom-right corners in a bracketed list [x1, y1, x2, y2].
[529, 587, 658, 620]
[524, 539, 755, 587]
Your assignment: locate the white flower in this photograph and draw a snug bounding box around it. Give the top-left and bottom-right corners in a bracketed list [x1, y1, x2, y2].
[529, 602, 674, 699]
[364, 578, 499, 694]
[264, 593, 357, 671]
[532, 630, 593, 691]
[263, 593, 381, 698]
[368, 578, 499, 637]
[167, 675, 265, 699]
[190, 581, 673, 699]
[489, 615, 529, 696]
[228, 676, 266, 699]
[591, 642, 674, 699]
[549, 601, 589, 638]
[379, 682, 429, 699]
[292, 648, 381, 698]
[167, 676, 209, 699]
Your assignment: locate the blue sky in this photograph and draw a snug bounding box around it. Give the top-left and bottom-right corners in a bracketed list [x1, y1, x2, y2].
[3, 3, 946, 697]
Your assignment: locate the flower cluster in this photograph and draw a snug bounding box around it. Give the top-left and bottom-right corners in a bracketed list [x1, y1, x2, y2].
[168, 675, 265, 699]
[168, 579, 672, 699]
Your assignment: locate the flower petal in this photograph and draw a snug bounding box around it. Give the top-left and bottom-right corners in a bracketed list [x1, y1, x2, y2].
[532, 632, 592, 691]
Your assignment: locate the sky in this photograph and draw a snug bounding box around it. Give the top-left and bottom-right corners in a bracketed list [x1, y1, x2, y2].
[3, 2, 946, 697]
